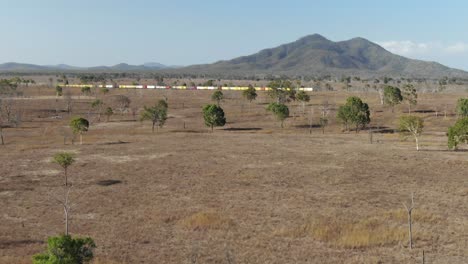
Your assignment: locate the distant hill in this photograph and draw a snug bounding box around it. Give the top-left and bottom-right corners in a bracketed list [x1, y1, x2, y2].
[0, 62, 177, 72]
[175, 34, 468, 79]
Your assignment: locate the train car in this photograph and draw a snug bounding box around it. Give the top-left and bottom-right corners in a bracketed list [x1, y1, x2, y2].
[147, 85, 156, 89]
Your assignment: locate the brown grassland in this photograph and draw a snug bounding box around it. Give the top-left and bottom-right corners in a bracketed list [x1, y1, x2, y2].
[0, 86, 467, 263]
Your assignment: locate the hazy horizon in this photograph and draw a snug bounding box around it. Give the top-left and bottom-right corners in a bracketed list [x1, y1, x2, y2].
[2, 0, 468, 70]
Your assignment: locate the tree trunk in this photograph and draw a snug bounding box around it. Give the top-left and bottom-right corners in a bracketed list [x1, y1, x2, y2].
[280, 120, 284, 128]
[64, 167, 68, 186]
[415, 136, 419, 151]
[0, 128, 3, 145]
[64, 207, 69, 235]
[408, 103, 411, 114]
[408, 210, 413, 249]
[80, 134, 83, 145]
[211, 125, 214, 132]
[152, 122, 155, 133]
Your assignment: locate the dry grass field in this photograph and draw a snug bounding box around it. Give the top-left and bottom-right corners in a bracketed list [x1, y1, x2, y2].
[1, 87, 467, 263]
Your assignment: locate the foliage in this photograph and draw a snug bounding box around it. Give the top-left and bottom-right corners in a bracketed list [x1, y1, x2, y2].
[32, 235, 96, 264]
[337, 96, 370, 133]
[266, 102, 289, 128]
[140, 100, 168, 132]
[296, 91, 310, 103]
[100, 87, 109, 94]
[104, 107, 113, 122]
[267, 80, 295, 103]
[202, 104, 226, 131]
[402, 84, 417, 113]
[56, 86, 63, 96]
[456, 98, 468, 117]
[447, 117, 468, 150]
[242, 85, 257, 103]
[52, 152, 75, 186]
[383, 86, 403, 109]
[0, 79, 18, 96]
[91, 99, 103, 108]
[211, 90, 224, 105]
[111, 95, 131, 114]
[53, 152, 75, 169]
[70, 117, 89, 135]
[81, 87, 91, 95]
[399, 115, 424, 150]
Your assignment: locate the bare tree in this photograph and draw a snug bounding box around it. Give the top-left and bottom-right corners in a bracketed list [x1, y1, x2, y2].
[319, 100, 330, 134]
[64, 89, 73, 114]
[50, 186, 74, 235]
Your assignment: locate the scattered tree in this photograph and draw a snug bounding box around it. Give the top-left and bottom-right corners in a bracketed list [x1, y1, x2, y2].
[211, 90, 224, 106]
[266, 102, 289, 128]
[111, 95, 131, 115]
[296, 91, 310, 114]
[447, 117, 468, 150]
[70, 117, 89, 145]
[456, 98, 468, 117]
[202, 104, 226, 132]
[56, 86, 63, 97]
[104, 107, 113, 122]
[53, 152, 75, 186]
[33, 234, 96, 264]
[140, 100, 168, 133]
[399, 115, 424, 151]
[384, 86, 403, 112]
[337, 96, 370, 133]
[81, 86, 91, 96]
[402, 84, 417, 114]
[90, 99, 103, 122]
[242, 85, 257, 105]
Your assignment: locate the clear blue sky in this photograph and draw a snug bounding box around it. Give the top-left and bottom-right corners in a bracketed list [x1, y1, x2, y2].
[2, 0, 468, 70]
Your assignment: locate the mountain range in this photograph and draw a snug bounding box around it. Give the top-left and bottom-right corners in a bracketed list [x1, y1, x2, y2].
[0, 62, 179, 72]
[175, 34, 468, 79]
[2, 34, 468, 79]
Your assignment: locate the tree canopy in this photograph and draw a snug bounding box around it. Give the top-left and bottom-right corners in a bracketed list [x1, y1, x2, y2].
[266, 102, 289, 128]
[456, 98, 468, 117]
[447, 117, 468, 150]
[242, 85, 257, 103]
[140, 100, 168, 133]
[384, 86, 403, 111]
[33, 235, 96, 264]
[202, 104, 226, 131]
[211, 90, 224, 106]
[337, 96, 370, 133]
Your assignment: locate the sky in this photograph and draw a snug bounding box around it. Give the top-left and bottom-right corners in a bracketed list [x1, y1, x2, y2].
[2, 0, 468, 70]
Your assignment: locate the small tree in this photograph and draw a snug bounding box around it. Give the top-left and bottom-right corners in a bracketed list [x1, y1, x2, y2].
[266, 102, 289, 128]
[111, 95, 131, 115]
[242, 85, 257, 104]
[296, 91, 310, 114]
[456, 98, 468, 117]
[33, 235, 96, 264]
[104, 107, 113, 122]
[100, 87, 109, 95]
[91, 99, 103, 122]
[337, 96, 370, 133]
[447, 117, 468, 150]
[70, 117, 89, 145]
[81, 86, 91, 96]
[53, 152, 75, 186]
[384, 86, 403, 112]
[56, 86, 63, 97]
[140, 100, 168, 133]
[399, 115, 424, 151]
[211, 90, 224, 106]
[402, 84, 417, 114]
[202, 104, 226, 131]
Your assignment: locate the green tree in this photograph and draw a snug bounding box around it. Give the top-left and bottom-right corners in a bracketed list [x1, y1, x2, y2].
[266, 102, 289, 128]
[90, 99, 103, 122]
[456, 98, 468, 117]
[384, 86, 403, 112]
[337, 96, 371, 133]
[81, 87, 91, 96]
[296, 91, 310, 114]
[402, 84, 417, 114]
[242, 85, 257, 104]
[211, 90, 224, 106]
[70, 117, 89, 145]
[202, 104, 226, 131]
[399, 115, 424, 151]
[104, 107, 113, 122]
[140, 100, 168, 133]
[53, 152, 75, 186]
[267, 80, 295, 103]
[447, 117, 468, 150]
[55, 86, 63, 97]
[33, 235, 96, 264]
[100, 87, 109, 95]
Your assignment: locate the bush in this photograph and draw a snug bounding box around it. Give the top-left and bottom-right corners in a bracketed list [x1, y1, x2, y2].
[33, 235, 96, 264]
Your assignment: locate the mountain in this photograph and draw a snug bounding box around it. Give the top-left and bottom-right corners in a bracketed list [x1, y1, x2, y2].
[175, 34, 468, 79]
[0, 62, 175, 72]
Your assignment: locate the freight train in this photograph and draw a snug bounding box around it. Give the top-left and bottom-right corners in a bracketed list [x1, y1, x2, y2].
[58, 84, 314, 91]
